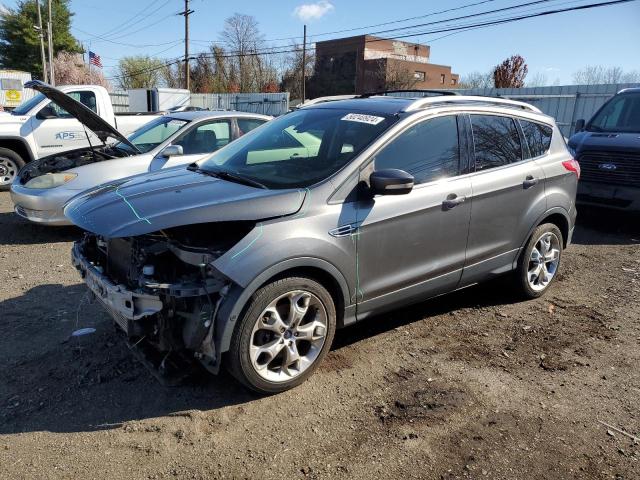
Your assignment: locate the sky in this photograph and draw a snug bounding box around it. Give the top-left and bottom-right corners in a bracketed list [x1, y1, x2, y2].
[2, 0, 639, 84]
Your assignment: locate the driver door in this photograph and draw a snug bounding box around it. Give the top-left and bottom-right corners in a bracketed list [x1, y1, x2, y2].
[355, 115, 472, 318]
[31, 90, 100, 158]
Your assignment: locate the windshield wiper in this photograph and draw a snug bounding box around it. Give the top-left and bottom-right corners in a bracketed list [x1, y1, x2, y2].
[187, 163, 267, 189]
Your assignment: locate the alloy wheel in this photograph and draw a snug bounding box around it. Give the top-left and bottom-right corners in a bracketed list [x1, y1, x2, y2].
[249, 290, 328, 383]
[527, 232, 561, 292]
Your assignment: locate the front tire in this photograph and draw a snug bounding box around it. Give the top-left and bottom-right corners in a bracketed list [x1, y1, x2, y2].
[0, 148, 25, 191]
[515, 223, 563, 299]
[227, 277, 336, 394]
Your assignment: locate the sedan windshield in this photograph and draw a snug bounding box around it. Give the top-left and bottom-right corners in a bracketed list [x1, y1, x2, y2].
[589, 92, 640, 133]
[198, 108, 396, 189]
[117, 116, 189, 153]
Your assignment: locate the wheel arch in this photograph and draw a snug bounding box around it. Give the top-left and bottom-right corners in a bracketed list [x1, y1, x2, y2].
[212, 257, 350, 371]
[0, 137, 34, 163]
[515, 206, 571, 267]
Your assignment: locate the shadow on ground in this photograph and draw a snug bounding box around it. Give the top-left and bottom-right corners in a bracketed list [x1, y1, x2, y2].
[572, 206, 640, 246]
[0, 211, 80, 246]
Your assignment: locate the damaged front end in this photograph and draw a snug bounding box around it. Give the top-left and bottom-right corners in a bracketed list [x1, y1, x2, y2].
[71, 222, 255, 382]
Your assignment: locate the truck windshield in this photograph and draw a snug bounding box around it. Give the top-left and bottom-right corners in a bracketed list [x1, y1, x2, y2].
[198, 108, 396, 189]
[12, 93, 45, 115]
[116, 116, 189, 153]
[589, 92, 640, 133]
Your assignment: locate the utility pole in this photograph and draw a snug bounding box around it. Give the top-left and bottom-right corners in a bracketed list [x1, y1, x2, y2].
[47, 0, 54, 85]
[301, 24, 307, 103]
[179, 0, 194, 91]
[35, 0, 48, 83]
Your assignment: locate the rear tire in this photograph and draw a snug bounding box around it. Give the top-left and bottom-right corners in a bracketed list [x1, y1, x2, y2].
[0, 148, 25, 191]
[227, 277, 336, 394]
[515, 223, 563, 299]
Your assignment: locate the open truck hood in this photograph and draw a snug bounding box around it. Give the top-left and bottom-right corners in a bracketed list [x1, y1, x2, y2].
[25, 80, 140, 152]
[64, 167, 306, 238]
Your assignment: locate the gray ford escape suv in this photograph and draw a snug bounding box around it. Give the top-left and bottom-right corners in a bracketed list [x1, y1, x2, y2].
[67, 93, 579, 393]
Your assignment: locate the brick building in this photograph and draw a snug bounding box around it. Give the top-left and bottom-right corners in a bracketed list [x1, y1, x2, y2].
[308, 35, 459, 97]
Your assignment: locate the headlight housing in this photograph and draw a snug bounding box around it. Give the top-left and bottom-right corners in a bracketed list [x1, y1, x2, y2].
[24, 172, 77, 189]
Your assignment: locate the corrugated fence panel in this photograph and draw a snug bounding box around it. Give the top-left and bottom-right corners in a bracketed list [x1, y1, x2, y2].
[452, 83, 640, 136]
[109, 91, 130, 113]
[190, 92, 290, 116]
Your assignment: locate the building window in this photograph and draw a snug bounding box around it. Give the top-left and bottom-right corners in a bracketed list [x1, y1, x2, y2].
[414, 71, 426, 81]
[440, 74, 446, 84]
[451, 78, 457, 85]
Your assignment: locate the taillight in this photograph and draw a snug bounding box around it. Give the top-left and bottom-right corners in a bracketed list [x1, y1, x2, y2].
[562, 159, 580, 179]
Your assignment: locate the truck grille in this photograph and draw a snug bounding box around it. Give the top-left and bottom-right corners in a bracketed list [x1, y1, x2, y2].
[578, 150, 640, 186]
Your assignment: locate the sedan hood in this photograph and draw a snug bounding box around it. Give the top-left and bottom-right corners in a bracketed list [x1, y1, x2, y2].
[64, 167, 306, 238]
[25, 80, 140, 152]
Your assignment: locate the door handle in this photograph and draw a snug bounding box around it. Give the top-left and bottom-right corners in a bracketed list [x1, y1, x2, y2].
[523, 175, 539, 188]
[442, 194, 466, 210]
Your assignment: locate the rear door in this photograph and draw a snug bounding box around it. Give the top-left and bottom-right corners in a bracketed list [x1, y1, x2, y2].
[355, 114, 473, 317]
[461, 113, 546, 285]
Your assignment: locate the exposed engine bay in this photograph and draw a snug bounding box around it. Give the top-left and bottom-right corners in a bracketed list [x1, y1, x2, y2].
[19, 145, 130, 184]
[72, 222, 255, 382]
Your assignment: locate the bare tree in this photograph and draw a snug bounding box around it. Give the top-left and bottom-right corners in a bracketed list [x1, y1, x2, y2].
[365, 59, 419, 92]
[573, 65, 640, 85]
[280, 43, 314, 100]
[53, 52, 111, 90]
[493, 55, 528, 88]
[457, 71, 493, 89]
[526, 72, 549, 87]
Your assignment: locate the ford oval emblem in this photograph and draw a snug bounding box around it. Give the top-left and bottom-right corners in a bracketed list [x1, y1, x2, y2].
[598, 163, 617, 171]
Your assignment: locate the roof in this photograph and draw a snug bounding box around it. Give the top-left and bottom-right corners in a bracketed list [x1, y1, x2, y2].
[307, 93, 543, 116]
[168, 110, 272, 121]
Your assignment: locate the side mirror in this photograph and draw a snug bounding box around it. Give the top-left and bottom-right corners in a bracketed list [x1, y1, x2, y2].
[370, 169, 414, 196]
[161, 145, 183, 157]
[36, 105, 58, 120]
[575, 119, 585, 132]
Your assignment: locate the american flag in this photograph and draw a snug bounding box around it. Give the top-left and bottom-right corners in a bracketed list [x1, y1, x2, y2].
[89, 51, 103, 68]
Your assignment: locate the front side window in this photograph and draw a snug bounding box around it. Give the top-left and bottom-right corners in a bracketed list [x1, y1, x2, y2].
[520, 120, 552, 158]
[589, 92, 640, 133]
[471, 115, 522, 171]
[373, 115, 460, 185]
[117, 116, 189, 153]
[174, 120, 231, 155]
[199, 108, 396, 189]
[49, 91, 97, 117]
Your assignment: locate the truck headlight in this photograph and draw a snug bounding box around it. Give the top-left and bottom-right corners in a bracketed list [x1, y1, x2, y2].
[24, 173, 77, 189]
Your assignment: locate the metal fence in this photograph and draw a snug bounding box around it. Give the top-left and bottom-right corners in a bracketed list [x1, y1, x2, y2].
[109, 91, 290, 116]
[449, 83, 640, 137]
[190, 92, 289, 116]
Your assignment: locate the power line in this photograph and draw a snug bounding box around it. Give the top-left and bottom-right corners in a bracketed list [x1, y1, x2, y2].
[97, 0, 162, 38]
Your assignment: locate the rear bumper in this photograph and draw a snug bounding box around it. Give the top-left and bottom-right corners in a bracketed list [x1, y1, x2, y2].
[577, 181, 640, 211]
[71, 242, 163, 332]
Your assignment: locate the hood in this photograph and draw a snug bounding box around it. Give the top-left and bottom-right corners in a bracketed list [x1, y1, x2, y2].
[568, 131, 640, 154]
[24, 80, 140, 152]
[64, 167, 306, 238]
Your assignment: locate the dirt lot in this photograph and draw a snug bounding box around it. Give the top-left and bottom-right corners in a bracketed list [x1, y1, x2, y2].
[0, 190, 639, 480]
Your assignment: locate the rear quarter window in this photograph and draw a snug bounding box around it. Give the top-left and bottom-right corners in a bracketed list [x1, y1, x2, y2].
[520, 120, 553, 158]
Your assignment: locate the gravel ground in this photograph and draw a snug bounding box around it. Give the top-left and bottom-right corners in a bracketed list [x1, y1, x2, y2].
[0, 190, 639, 480]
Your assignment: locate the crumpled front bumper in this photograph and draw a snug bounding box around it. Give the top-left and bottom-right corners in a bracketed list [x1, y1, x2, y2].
[71, 242, 163, 332]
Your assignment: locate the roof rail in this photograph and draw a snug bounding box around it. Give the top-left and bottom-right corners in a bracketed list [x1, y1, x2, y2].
[403, 95, 542, 113]
[359, 89, 459, 98]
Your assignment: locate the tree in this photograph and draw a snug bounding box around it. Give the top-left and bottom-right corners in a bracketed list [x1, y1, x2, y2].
[0, 0, 81, 77]
[457, 71, 493, 89]
[280, 43, 314, 100]
[116, 55, 165, 90]
[573, 65, 640, 85]
[53, 51, 110, 89]
[492, 55, 528, 88]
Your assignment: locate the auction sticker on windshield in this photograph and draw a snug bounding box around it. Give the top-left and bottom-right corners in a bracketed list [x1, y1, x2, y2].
[341, 113, 386, 125]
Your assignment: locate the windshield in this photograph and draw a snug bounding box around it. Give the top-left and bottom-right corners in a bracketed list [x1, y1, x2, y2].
[198, 108, 396, 189]
[12, 93, 45, 115]
[116, 116, 189, 153]
[589, 92, 640, 133]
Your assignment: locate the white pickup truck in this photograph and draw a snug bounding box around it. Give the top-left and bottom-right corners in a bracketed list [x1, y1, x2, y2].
[0, 82, 162, 188]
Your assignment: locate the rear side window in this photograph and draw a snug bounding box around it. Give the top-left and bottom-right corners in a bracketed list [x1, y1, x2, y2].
[520, 120, 552, 158]
[373, 115, 460, 185]
[237, 118, 267, 135]
[471, 115, 522, 171]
